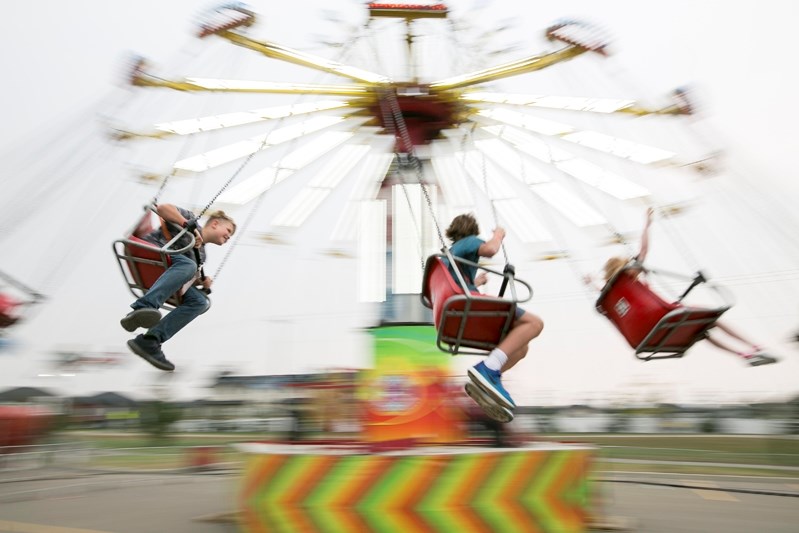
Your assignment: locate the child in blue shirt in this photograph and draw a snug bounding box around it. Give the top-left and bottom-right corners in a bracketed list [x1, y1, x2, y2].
[445, 213, 544, 411]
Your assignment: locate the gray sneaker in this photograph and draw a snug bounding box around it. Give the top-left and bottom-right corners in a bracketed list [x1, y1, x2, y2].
[127, 334, 174, 371]
[747, 353, 778, 367]
[120, 308, 162, 332]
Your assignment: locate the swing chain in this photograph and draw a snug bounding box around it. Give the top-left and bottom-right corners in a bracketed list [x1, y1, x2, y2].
[196, 157, 249, 219]
[210, 169, 274, 280]
[459, 124, 509, 265]
[152, 172, 172, 204]
[478, 135, 509, 265]
[374, 92, 426, 271]
[378, 87, 447, 251]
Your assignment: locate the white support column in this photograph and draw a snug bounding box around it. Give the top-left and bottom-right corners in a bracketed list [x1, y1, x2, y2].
[392, 182, 436, 294]
[357, 200, 386, 302]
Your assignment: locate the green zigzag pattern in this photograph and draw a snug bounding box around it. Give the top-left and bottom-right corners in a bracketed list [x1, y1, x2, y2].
[240, 449, 592, 532]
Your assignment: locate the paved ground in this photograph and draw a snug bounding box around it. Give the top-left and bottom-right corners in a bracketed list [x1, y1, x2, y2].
[595, 472, 799, 532]
[1, 468, 798, 532]
[0, 469, 238, 533]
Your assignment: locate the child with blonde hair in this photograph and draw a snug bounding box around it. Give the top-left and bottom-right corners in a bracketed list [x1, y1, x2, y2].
[120, 204, 236, 371]
[586, 208, 777, 366]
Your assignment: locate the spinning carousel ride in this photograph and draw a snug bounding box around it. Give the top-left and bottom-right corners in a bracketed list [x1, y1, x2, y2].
[104, 4, 730, 530]
[112, 1, 711, 307]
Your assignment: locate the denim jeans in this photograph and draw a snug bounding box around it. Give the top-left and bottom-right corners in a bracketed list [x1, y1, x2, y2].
[131, 253, 210, 344]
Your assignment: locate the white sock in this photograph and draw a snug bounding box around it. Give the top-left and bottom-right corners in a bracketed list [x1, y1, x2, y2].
[483, 348, 508, 372]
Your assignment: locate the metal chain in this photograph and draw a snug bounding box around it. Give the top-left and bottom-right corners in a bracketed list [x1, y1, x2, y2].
[151, 172, 172, 204]
[456, 124, 510, 264]
[210, 176, 270, 279]
[477, 133, 509, 264]
[150, 86, 217, 205]
[541, 140, 633, 255]
[379, 87, 447, 251]
[207, 99, 308, 277]
[196, 150, 256, 218]
[375, 90, 427, 271]
[206, 28, 378, 279]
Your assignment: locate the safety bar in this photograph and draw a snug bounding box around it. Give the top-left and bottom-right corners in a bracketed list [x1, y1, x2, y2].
[643, 265, 735, 307]
[439, 253, 533, 304]
[597, 261, 734, 310]
[123, 204, 197, 254]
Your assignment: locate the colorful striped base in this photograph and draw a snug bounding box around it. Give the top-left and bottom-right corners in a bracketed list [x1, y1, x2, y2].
[238, 444, 594, 532]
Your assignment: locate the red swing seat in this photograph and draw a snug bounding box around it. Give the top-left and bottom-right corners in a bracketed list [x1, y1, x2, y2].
[0, 293, 21, 329]
[595, 267, 730, 360]
[112, 208, 195, 309]
[0, 271, 44, 330]
[421, 254, 529, 355]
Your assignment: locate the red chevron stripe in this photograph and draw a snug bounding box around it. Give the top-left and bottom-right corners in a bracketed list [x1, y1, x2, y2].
[521, 451, 555, 497]
[517, 451, 557, 532]
[389, 456, 449, 510]
[459, 506, 495, 532]
[379, 508, 436, 532]
[498, 452, 547, 533]
[446, 453, 501, 506]
[240, 455, 289, 533]
[241, 455, 288, 501]
[440, 454, 504, 532]
[279, 455, 338, 505]
[501, 452, 546, 501]
[542, 452, 589, 531]
[323, 508, 372, 532]
[330, 455, 394, 507]
[247, 505, 316, 533]
[280, 505, 318, 532]
[501, 499, 546, 533]
[381, 456, 450, 533]
[420, 503, 493, 532]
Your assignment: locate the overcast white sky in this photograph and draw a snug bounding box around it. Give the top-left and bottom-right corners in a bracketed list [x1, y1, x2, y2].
[1, 0, 797, 404]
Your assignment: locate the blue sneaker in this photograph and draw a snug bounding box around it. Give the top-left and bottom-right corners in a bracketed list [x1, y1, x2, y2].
[464, 382, 514, 423]
[468, 361, 515, 409]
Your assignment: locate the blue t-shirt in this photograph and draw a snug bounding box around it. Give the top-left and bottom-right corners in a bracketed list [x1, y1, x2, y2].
[447, 235, 484, 290]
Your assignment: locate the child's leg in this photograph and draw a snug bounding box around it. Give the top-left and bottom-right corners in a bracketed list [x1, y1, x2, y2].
[714, 321, 759, 350]
[502, 344, 528, 373]
[469, 311, 543, 410]
[705, 333, 746, 358]
[497, 311, 543, 372]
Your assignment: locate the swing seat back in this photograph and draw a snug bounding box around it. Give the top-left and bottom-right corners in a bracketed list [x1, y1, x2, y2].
[422, 255, 516, 354]
[596, 270, 728, 360]
[113, 210, 182, 308]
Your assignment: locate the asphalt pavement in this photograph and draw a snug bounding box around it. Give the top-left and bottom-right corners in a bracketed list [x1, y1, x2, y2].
[1, 467, 798, 532]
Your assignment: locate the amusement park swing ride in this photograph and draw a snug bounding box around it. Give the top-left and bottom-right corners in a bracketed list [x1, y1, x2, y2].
[109, 1, 727, 365]
[1, 6, 795, 523]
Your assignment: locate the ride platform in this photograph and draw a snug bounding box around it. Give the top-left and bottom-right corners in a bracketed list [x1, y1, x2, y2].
[236, 441, 595, 532]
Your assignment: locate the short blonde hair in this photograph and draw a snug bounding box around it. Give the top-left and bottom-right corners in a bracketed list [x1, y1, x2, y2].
[207, 210, 236, 235]
[603, 256, 629, 282]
